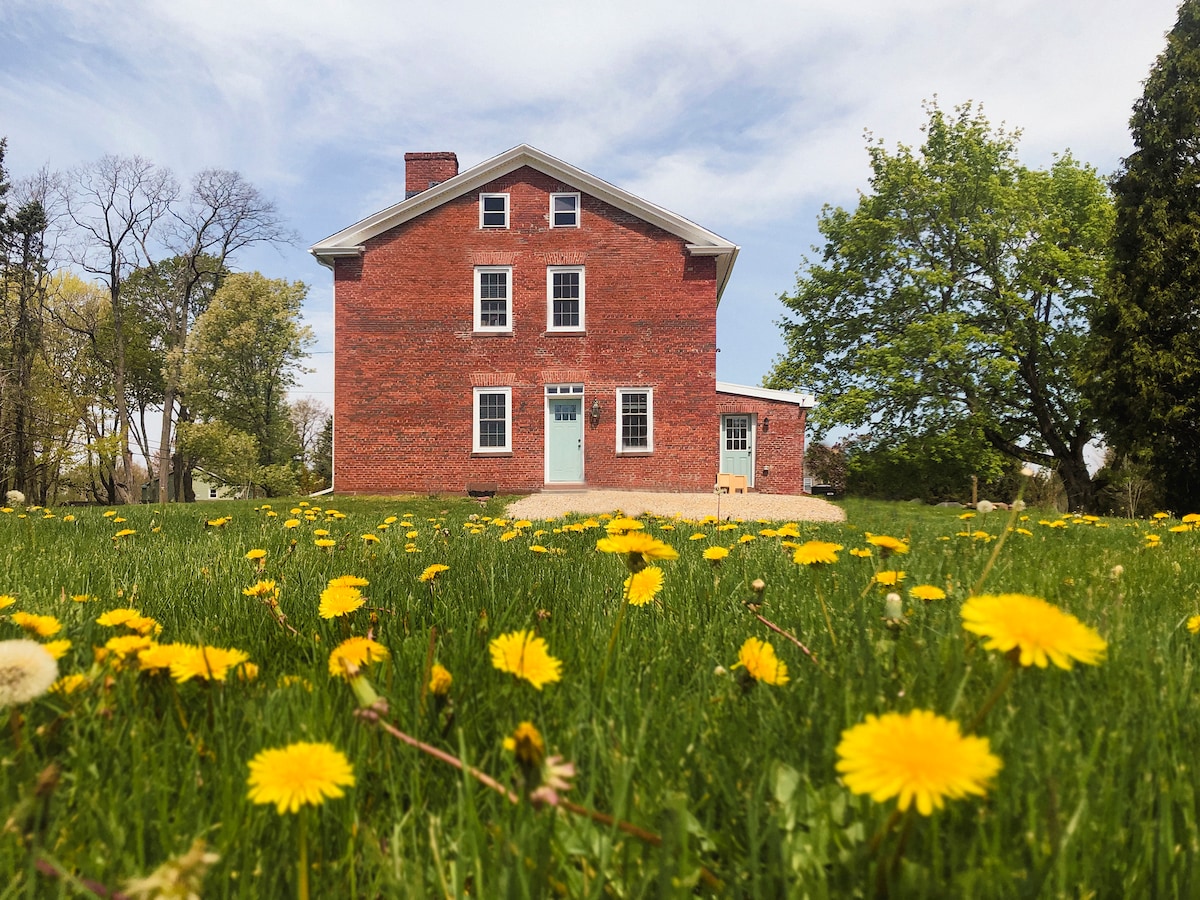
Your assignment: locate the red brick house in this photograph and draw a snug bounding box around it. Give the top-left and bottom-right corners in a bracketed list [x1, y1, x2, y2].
[311, 145, 813, 495]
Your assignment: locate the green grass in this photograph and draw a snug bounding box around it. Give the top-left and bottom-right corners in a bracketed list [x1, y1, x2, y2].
[1, 495, 1199, 898]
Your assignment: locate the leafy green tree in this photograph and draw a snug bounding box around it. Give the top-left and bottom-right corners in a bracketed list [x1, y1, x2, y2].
[1088, 1, 1200, 510]
[768, 102, 1113, 511]
[182, 272, 313, 470]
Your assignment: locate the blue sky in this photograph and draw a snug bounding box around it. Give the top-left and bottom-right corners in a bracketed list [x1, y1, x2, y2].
[0, 0, 1184, 411]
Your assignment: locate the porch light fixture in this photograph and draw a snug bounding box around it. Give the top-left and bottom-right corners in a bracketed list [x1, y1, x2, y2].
[762, 416, 771, 433]
[589, 398, 601, 426]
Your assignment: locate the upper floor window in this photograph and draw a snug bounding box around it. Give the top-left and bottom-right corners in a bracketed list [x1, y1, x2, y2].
[547, 266, 585, 332]
[550, 193, 580, 228]
[474, 266, 512, 332]
[480, 193, 509, 228]
[617, 388, 653, 453]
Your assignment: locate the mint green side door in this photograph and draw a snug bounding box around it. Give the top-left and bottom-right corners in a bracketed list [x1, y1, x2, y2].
[720, 415, 754, 484]
[547, 398, 584, 482]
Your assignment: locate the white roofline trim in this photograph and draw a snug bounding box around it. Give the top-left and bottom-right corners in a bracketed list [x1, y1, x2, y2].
[311, 144, 740, 299]
[717, 381, 816, 407]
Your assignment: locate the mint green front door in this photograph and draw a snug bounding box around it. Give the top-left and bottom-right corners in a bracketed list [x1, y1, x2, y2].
[720, 415, 754, 485]
[547, 398, 584, 482]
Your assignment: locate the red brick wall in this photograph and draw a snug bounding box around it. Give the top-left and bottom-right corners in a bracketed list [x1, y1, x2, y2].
[714, 395, 808, 494]
[332, 166, 723, 494]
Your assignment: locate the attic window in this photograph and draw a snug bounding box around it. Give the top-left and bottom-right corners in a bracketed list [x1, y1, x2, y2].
[550, 193, 580, 228]
[480, 194, 509, 228]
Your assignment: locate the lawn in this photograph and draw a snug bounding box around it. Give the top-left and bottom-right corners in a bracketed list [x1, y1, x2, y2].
[1, 493, 1198, 898]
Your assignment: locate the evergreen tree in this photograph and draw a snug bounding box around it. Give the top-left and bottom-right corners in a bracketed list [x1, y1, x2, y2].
[1089, 0, 1200, 509]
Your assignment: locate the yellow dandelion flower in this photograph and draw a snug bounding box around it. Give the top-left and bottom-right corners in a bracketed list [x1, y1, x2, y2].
[362, 533, 381, 543]
[243, 580, 279, 599]
[874, 571, 905, 587]
[138, 642, 194, 672]
[328, 636, 390, 679]
[245, 548, 268, 561]
[1183, 513, 1200, 524]
[596, 532, 679, 570]
[1153, 512, 1170, 520]
[703, 546, 730, 562]
[283, 518, 300, 528]
[0, 595, 15, 609]
[105, 634, 153, 658]
[792, 541, 843, 565]
[313, 529, 330, 537]
[170, 645, 250, 682]
[688, 533, 708, 541]
[11, 612, 62, 638]
[113, 529, 136, 539]
[329, 575, 369, 588]
[96, 608, 142, 627]
[103, 510, 117, 517]
[314, 538, 337, 549]
[605, 517, 644, 534]
[419, 564, 450, 583]
[318, 584, 364, 619]
[71, 594, 93, 603]
[623, 566, 664, 606]
[428, 663, 453, 696]
[910, 585, 947, 602]
[1188, 615, 1200, 634]
[50, 673, 88, 695]
[503, 721, 546, 767]
[489, 630, 562, 690]
[41, 639, 71, 660]
[849, 547, 872, 558]
[529, 545, 549, 553]
[961, 593, 1106, 669]
[499, 530, 519, 542]
[732, 637, 789, 685]
[247, 741, 355, 814]
[865, 533, 909, 554]
[836, 710, 1001, 815]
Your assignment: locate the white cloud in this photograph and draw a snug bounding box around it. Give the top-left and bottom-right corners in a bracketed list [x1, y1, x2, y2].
[0, 0, 1184, 390]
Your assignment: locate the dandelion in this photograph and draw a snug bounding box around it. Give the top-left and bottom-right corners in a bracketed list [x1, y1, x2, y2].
[71, 594, 94, 603]
[11, 612, 62, 638]
[96, 608, 142, 627]
[170, 645, 251, 683]
[703, 546, 730, 562]
[835, 709, 1001, 815]
[105, 635, 154, 659]
[1188, 616, 1200, 634]
[362, 533, 380, 544]
[314, 538, 336, 549]
[328, 575, 369, 588]
[41, 639, 71, 660]
[0, 595, 15, 609]
[137, 643, 194, 673]
[243, 580, 279, 601]
[605, 517, 644, 534]
[419, 564, 450, 583]
[623, 566, 664, 606]
[489, 630, 563, 690]
[865, 533, 909, 555]
[328, 636, 390, 679]
[284, 518, 300, 529]
[113, 529, 136, 539]
[975, 500, 996, 514]
[732, 636, 789, 685]
[874, 571, 905, 587]
[50, 673, 88, 695]
[245, 548, 268, 562]
[0, 639, 58, 706]
[428, 663, 453, 696]
[596, 532, 679, 571]
[318, 584, 364, 619]
[961, 593, 1107, 669]
[503, 721, 546, 767]
[247, 741, 355, 814]
[910, 585, 947, 602]
[792, 540, 843, 565]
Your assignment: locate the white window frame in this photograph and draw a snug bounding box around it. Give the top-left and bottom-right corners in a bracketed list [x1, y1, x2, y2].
[474, 266, 513, 333]
[616, 388, 653, 453]
[473, 387, 512, 453]
[479, 193, 509, 228]
[547, 265, 585, 333]
[550, 192, 580, 228]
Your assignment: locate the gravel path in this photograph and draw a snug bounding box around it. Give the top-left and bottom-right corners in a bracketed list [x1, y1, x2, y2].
[505, 489, 846, 522]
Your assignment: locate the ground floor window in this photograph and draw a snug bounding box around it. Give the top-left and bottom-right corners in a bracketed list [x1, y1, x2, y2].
[473, 387, 512, 453]
[617, 388, 653, 452]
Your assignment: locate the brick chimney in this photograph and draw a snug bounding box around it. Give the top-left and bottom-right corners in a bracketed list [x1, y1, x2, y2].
[405, 152, 458, 198]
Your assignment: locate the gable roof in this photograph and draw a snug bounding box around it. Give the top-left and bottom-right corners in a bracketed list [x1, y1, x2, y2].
[717, 382, 816, 408]
[310, 144, 741, 299]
